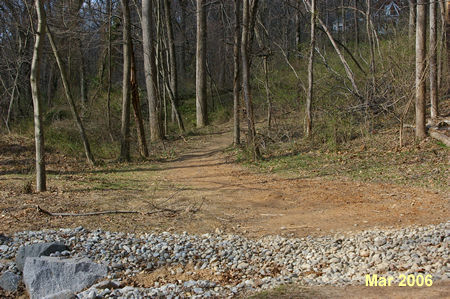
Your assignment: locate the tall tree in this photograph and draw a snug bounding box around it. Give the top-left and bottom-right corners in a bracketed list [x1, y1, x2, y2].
[241, 0, 259, 159]
[196, 0, 208, 128]
[163, 0, 184, 132]
[130, 43, 149, 158]
[409, 0, 416, 41]
[415, 0, 427, 139]
[47, 27, 96, 166]
[120, 0, 131, 161]
[305, 0, 316, 137]
[106, 0, 113, 139]
[354, 0, 359, 49]
[429, 0, 438, 120]
[79, 40, 88, 107]
[30, 0, 47, 192]
[295, 0, 302, 53]
[178, 0, 188, 77]
[341, 0, 346, 42]
[233, 0, 241, 145]
[142, 0, 163, 141]
[304, 0, 360, 96]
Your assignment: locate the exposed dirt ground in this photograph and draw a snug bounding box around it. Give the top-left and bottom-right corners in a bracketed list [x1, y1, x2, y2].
[246, 281, 450, 299]
[0, 128, 448, 237]
[1, 127, 449, 297]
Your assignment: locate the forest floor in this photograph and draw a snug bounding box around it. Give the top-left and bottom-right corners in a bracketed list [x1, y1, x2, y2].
[0, 124, 449, 297]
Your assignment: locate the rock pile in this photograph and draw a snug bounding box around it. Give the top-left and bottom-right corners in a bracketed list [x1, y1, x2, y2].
[0, 222, 448, 298]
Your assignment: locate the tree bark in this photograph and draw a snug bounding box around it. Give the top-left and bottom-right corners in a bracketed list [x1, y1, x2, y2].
[163, 0, 177, 120]
[415, 0, 427, 140]
[120, 0, 131, 161]
[233, 0, 241, 145]
[47, 27, 96, 166]
[445, 0, 450, 95]
[30, 0, 47, 192]
[79, 40, 88, 108]
[130, 43, 149, 158]
[409, 0, 416, 41]
[163, 0, 184, 131]
[142, 0, 162, 141]
[159, 12, 185, 135]
[107, 0, 113, 140]
[430, 0, 438, 120]
[263, 55, 272, 130]
[341, 0, 345, 42]
[6, 62, 21, 131]
[304, 0, 360, 97]
[178, 0, 188, 77]
[354, 0, 359, 50]
[366, 0, 376, 108]
[242, 0, 259, 159]
[305, 0, 316, 138]
[196, 0, 208, 128]
[437, 0, 446, 91]
[295, 1, 302, 53]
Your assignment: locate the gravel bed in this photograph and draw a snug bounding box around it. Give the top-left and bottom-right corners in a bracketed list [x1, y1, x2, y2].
[0, 222, 449, 298]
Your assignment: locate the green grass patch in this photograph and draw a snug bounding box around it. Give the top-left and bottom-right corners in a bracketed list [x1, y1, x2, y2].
[250, 143, 449, 192]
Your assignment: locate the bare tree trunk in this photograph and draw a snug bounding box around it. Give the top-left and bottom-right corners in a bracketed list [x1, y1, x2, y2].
[120, 0, 131, 161]
[248, 0, 259, 65]
[366, 0, 376, 108]
[445, 0, 450, 95]
[415, 0, 427, 140]
[354, 0, 359, 50]
[163, 0, 178, 123]
[142, 0, 162, 141]
[30, 0, 46, 192]
[437, 0, 446, 91]
[409, 0, 416, 41]
[295, 1, 302, 53]
[430, 0, 438, 120]
[156, 0, 163, 133]
[6, 28, 27, 130]
[47, 28, 96, 166]
[130, 43, 149, 158]
[304, 0, 360, 96]
[178, 0, 188, 78]
[305, 0, 316, 138]
[341, 0, 345, 42]
[263, 55, 272, 130]
[107, 0, 113, 140]
[159, 10, 185, 134]
[6, 64, 21, 131]
[242, 0, 259, 159]
[46, 63, 54, 108]
[233, 0, 241, 146]
[79, 40, 88, 108]
[196, 0, 208, 128]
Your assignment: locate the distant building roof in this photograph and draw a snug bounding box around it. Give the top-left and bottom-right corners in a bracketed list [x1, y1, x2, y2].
[373, 0, 402, 17]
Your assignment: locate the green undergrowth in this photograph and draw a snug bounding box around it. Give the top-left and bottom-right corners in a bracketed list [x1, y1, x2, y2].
[243, 133, 448, 192]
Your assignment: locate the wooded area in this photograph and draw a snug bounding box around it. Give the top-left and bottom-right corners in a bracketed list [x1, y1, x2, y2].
[0, 0, 448, 190]
[1, 2, 450, 298]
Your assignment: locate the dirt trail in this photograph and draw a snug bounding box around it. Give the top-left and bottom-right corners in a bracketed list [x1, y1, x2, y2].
[154, 129, 448, 238]
[0, 127, 448, 237]
[1, 129, 449, 298]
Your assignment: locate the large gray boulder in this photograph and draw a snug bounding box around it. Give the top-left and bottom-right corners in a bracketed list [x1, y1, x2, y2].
[0, 271, 20, 292]
[23, 257, 107, 299]
[16, 242, 69, 271]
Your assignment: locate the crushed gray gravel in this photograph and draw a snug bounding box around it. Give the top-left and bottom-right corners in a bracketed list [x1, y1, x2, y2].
[0, 222, 449, 298]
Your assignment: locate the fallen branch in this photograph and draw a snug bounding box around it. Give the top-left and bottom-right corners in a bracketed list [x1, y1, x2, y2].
[36, 205, 179, 217]
[429, 128, 450, 147]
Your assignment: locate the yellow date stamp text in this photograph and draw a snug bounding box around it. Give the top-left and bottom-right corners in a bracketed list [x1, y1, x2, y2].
[365, 274, 433, 287]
